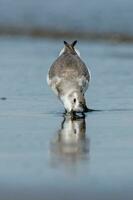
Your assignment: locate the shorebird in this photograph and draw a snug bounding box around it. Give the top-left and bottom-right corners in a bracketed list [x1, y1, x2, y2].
[47, 40, 91, 114]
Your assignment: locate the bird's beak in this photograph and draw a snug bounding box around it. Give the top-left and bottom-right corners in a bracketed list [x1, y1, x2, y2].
[83, 104, 89, 112]
[79, 102, 89, 113]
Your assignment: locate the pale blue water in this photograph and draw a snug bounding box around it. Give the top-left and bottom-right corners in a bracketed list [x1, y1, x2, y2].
[0, 36, 133, 199]
[0, 0, 133, 35]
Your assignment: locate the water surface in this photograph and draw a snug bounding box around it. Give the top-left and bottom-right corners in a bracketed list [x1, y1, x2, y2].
[0, 37, 133, 199]
[0, 0, 133, 35]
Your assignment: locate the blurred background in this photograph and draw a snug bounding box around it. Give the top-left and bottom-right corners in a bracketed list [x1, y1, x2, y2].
[0, 1, 133, 200]
[0, 0, 133, 41]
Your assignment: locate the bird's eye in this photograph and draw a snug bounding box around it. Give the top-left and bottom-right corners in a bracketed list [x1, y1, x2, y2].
[73, 98, 76, 103]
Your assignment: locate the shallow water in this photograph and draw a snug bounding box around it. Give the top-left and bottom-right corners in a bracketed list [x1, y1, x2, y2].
[0, 36, 133, 200]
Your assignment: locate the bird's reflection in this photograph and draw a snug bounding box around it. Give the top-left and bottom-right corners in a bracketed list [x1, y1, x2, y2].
[49, 115, 90, 169]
